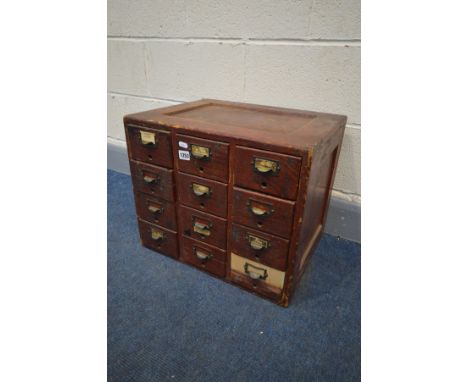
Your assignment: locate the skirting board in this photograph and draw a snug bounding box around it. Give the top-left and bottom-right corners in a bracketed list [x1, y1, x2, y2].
[108, 138, 361, 243]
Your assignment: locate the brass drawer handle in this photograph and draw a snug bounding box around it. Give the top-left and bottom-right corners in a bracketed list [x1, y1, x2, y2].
[244, 263, 268, 281]
[253, 157, 280, 174]
[193, 247, 213, 263]
[251, 206, 268, 216]
[190, 144, 211, 160]
[247, 199, 274, 217]
[193, 218, 212, 237]
[192, 183, 211, 197]
[247, 234, 270, 251]
[143, 174, 156, 183]
[147, 203, 163, 214]
[151, 228, 164, 241]
[139, 130, 157, 146]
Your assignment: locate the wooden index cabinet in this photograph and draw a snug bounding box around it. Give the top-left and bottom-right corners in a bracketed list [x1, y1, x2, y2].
[124, 99, 346, 307]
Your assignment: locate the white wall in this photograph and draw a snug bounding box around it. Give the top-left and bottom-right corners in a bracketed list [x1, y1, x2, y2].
[108, 0, 361, 200]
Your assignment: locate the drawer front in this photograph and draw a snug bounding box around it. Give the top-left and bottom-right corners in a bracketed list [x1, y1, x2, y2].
[231, 187, 295, 239]
[180, 237, 226, 278]
[234, 146, 301, 200]
[230, 223, 289, 271]
[138, 219, 178, 259]
[176, 134, 229, 182]
[179, 205, 227, 249]
[177, 172, 228, 218]
[127, 125, 173, 168]
[135, 192, 177, 231]
[130, 160, 175, 202]
[230, 253, 285, 300]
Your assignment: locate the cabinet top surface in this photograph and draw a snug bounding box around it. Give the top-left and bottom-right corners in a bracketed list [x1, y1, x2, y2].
[124, 99, 346, 150]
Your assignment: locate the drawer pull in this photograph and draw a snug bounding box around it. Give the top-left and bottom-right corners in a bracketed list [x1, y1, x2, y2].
[247, 200, 274, 217]
[139, 130, 157, 146]
[150, 228, 164, 241]
[193, 247, 213, 263]
[193, 219, 212, 237]
[253, 158, 280, 174]
[147, 203, 163, 214]
[192, 183, 211, 197]
[143, 174, 158, 184]
[244, 263, 268, 281]
[190, 144, 211, 160]
[251, 206, 268, 216]
[247, 234, 270, 251]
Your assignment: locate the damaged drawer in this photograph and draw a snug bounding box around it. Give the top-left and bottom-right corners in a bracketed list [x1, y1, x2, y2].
[229, 253, 285, 300]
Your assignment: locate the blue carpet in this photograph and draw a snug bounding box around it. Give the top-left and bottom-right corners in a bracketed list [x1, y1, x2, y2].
[108, 169, 361, 382]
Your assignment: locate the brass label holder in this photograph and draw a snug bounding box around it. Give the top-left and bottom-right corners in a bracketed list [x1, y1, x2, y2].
[252, 157, 280, 174]
[190, 144, 211, 160]
[244, 262, 268, 280]
[247, 199, 274, 217]
[147, 201, 163, 214]
[193, 246, 213, 263]
[247, 234, 270, 251]
[191, 183, 211, 197]
[139, 130, 157, 145]
[151, 228, 164, 241]
[192, 217, 212, 237]
[143, 174, 159, 184]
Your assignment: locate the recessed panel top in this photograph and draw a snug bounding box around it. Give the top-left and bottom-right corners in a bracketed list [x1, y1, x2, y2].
[168, 104, 314, 135]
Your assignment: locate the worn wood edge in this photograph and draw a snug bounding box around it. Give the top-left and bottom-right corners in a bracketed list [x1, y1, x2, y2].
[298, 224, 323, 272]
[108, 138, 361, 242]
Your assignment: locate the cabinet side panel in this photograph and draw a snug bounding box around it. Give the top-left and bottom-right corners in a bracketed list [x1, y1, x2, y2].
[294, 127, 345, 283]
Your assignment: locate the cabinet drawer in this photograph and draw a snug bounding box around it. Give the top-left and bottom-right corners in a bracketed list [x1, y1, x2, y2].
[230, 253, 285, 300]
[230, 223, 289, 271]
[234, 146, 301, 200]
[180, 237, 226, 278]
[127, 125, 173, 168]
[177, 173, 227, 218]
[130, 160, 175, 202]
[178, 205, 227, 249]
[176, 134, 229, 182]
[231, 187, 295, 239]
[138, 219, 178, 259]
[135, 192, 177, 231]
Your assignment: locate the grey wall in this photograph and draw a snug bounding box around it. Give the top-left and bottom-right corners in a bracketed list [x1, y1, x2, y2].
[107, 0, 361, 241]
